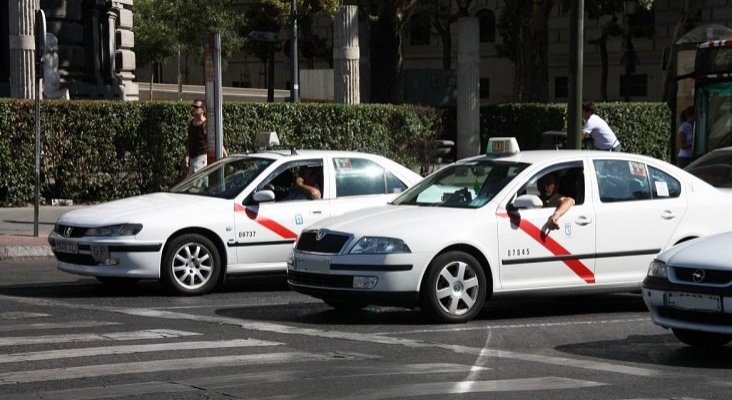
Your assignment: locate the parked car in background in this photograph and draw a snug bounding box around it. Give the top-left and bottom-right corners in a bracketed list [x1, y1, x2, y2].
[643, 232, 732, 348]
[49, 137, 422, 295]
[685, 146, 732, 189]
[289, 138, 732, 323]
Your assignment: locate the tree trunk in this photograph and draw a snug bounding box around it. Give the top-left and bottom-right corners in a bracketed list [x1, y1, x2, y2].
[599, 36, 608, 101]
[517, 0, 553, 102]
[662, 0, 707, 101]
[149, 67, 155, 100]
[370, 4, 402, 103]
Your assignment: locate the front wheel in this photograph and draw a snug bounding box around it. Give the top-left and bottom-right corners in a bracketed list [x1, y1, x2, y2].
[421, 251, 487, 323]
[161, 233, 221, 295]
[672, 328, 732, 348]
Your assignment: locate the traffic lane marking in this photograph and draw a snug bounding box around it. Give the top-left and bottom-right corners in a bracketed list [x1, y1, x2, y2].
[0, 329, 200, 347]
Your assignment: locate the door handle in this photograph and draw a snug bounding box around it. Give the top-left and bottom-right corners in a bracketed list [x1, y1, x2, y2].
[575, 215, 592, 226]
[661, 210, 676, 220]
[312, 210, 323, 215]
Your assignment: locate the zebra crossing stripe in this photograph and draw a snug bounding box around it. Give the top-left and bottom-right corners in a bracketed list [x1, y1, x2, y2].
[0, 320, 121, 332]
[0, 339, 282, 364]
[0, 329, 200, 347]
[0, 352, 359, 385]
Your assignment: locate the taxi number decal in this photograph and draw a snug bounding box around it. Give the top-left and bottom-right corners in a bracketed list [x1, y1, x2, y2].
[238, 231, 256, 238]
[507, 248, 530, 257]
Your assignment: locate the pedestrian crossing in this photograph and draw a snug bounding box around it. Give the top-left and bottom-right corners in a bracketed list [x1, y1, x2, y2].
[0, 310, 711, 400]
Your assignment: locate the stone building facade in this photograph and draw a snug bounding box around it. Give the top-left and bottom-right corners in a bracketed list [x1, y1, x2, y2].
[0, 0, 137, 100]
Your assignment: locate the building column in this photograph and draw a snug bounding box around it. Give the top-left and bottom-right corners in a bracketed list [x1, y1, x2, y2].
[8, 0, 37, 99]
[333, 5, 360, 104]
[456, 16, 480, 159]
[112, 0, 138, 100]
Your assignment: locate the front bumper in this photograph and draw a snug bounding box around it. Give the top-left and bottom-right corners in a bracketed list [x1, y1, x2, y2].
[642, 276, 732, 335]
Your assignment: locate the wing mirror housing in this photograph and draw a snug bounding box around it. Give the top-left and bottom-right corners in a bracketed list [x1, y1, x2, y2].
[511, 194, 543, 209]
[252, 190, 276, 203]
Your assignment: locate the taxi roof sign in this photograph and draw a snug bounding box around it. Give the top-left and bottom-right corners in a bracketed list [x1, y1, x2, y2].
[486, 137, 520, 155]
[255, 131, 280, 148]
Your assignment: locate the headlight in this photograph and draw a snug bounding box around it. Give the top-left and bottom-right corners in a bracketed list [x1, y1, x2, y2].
[647, 259, 667, 278]
[86, 224, 143, 237]
[349, 237, 411, 254]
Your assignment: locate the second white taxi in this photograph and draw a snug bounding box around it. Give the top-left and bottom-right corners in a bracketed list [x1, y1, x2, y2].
[288, 138, 732, 323]
[49, 140, 422, 295]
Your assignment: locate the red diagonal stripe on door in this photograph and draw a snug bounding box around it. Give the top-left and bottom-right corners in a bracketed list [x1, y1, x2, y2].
[498, 211, 595, 284]
[234, 204, 297, 239]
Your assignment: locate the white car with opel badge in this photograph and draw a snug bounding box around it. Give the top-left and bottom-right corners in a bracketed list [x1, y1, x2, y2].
[643, 231, 732, 348]
[49, 137, 422, 295]
[288, 138, 732, 323]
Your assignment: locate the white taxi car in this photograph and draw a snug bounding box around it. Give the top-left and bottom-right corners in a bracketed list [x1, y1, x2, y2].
[643, 232, 732, 348]
[288, 138, 732, 323]
[49, 145, 422, 295]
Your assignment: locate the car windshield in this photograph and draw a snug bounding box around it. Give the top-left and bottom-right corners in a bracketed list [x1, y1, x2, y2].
[171, 156, 275, 199]
[392, 160, 529, 208]
[685, 150, 732, 188]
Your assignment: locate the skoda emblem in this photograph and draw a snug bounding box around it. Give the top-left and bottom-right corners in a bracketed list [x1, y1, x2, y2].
[315, 229, 327, 241]
[692, 269, 706, 283]
[63, 226, 73, 237]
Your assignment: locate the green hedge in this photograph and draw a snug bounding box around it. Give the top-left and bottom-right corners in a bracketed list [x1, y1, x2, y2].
[480, 102, 671, 160]
[0, 100, 441, 207]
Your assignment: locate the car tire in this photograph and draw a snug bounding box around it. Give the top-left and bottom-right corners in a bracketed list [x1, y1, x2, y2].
[95, 277, 139, 287]
[161, 233, 221, 296]
[672, 328, 732, 348]
[421, 251, 487, 323]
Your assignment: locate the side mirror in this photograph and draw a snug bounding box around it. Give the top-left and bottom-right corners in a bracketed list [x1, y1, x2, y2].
[511, 194, 543, 209]
[252, 190, 275, 203]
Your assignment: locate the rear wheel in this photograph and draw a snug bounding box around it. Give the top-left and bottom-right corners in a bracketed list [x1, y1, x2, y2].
[161, 233, 221, 295]
[672, 328, 732, 348]
[421, 251, 487, 323]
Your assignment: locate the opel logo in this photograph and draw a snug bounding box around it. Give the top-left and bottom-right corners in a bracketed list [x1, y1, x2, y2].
[315, 229, 327, 241]
[63, 227, 73, 237]
[692, 269, 706, 283]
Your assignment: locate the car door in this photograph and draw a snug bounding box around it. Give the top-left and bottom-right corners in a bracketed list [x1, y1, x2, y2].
[592, 159, 686, 285]
[496, 160, 597, 290]
[328, 156, 410, 217]
[233, 158, 330, 269]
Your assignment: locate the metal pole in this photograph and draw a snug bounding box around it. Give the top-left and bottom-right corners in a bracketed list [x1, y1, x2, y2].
[213, 32, 223, 160]
[290, 0, 299, 102]
[34, 74, 40, 237]
[567, 0, 584, 150]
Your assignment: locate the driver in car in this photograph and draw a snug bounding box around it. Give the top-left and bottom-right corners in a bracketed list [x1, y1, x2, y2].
[538, 172, 575, 230]
[288, 166, 322, 200]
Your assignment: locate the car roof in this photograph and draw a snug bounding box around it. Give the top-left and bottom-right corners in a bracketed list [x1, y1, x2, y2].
[230, 149, 392, 161]
[456, 149, 660, 165]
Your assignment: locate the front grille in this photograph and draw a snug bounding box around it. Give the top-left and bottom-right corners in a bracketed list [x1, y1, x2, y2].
[288, 270, 353, 288]
[672, 267, 732, 285]
[296, 231, 350, 254]
[54, 224, 88, 238]
[657, 307, 732, 326]
[54, 252, 96, 266]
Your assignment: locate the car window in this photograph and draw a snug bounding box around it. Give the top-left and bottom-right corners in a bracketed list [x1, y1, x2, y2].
[648, 166, 681, 198]
[172, 156, 274, 199]
[258, 160, 324, 202]
[334, 158, 406, 197]
[393, 160, 529, 208]
[517, 162, 585, 206]
[594, 159, 652, 202]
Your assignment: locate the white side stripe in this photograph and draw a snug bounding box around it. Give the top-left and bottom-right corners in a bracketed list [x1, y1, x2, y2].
[0, 321, 121, 332]
[0, 339, 282, 364]
[0, 329, 200, 347]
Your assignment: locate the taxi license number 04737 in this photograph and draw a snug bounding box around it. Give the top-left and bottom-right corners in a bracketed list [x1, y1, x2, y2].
[292, 257, 330, 273]
[667, 291, 722, 312]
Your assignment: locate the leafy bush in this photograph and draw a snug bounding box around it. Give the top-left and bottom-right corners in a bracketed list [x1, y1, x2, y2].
[0, 100, 440, 206]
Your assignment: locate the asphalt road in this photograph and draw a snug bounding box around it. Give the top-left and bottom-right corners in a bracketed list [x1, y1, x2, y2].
[0, 258, 730, 400]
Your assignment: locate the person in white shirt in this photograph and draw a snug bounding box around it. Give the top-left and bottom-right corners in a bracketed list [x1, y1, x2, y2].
[582, 101, 622, 151]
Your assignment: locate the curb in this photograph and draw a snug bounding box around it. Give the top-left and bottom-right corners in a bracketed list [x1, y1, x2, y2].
[0, 245, 54, 261]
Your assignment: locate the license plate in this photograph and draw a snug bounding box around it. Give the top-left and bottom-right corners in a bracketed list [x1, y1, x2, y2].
[90, 245, 109, 261]
[667, 292, 722, 312]
[293, 257, 329, 273]
[53, 239, 78, 254]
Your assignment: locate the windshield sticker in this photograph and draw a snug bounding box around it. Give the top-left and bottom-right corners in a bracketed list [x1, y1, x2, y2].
[654, 181, 670, 197]
[335, 159, 352, 170]
[629, 161, 647, 177]
[295, 214, 303, 225]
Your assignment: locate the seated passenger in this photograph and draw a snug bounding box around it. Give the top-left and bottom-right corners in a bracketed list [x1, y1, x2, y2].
[288, 166, 322, 200]
[538, 172, 575, 230]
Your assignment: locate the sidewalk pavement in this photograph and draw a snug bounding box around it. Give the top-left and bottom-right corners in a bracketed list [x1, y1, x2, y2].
[0, 205, 82, 260]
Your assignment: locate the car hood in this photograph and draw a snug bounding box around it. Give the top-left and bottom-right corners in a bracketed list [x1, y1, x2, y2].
[308, 204, 480, 239]
[658, 231, 732, 270]
[56, 193, 231, 226]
